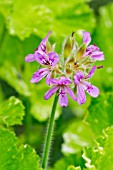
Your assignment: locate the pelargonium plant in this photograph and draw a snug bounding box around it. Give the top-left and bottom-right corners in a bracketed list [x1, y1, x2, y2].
[25, 31, 104, 170]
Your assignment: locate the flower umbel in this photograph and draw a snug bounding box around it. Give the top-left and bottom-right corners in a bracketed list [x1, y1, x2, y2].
[25, 31, 104, 106]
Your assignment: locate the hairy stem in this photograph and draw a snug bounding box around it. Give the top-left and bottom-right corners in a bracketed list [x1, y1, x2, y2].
[42, 94, 58, 170]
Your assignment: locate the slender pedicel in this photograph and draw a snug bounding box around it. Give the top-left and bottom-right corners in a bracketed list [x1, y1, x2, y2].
[42, 93, 58, 170]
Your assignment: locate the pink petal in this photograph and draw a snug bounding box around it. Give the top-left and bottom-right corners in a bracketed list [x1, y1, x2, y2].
[86, 66, 96, 79]
[87, 85, 99, 97]
[42, 31, 52, 45]
[25, 54, 35, 62]
[46, 72, 51, 85]
[91, 51, 104, 61]
[84, 51, 91, 57]
[44, 85, 59, 100]
[86, 44, 100, 52]
[30, 68, 49, 83]
[38, 31, 52, 52]
[58, 77, 72, 85]
[82, 81, 99, 98]
[58, 87, 68, 107]
[74, 72, 84, 85]
[65, 86, 77, 101]
[77, 84, 86, 105]
[50, 77, 72, 86]
[34, 51, 47, 65]
[48, 52, 60, 66]
[50, 78, 59, 85]
[83, 31, 91, 45]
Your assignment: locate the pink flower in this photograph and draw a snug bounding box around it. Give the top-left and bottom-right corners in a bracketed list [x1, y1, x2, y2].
[44, 77, 77, 107]
[30, 52, 59, 85]
[25, 31, 52, 62]
[83, 31, 104, 61]
[25, 31, 60, 85]
[74, 66, 99, 105]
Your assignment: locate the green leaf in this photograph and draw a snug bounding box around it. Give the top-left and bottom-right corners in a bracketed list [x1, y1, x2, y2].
[0, 96, 25, 126]
[49, 154, 85, 170]
[17, 145, 42, 170]
[68, 165, 76, 170]
[0, 128, 42, 170]
[74, 167, 82, 170]
[90, 3, 113, 90]
[0, 62, 30, 96]
[92, 3, 113, 67]
[0, 0, 95, 40]
[62, 120, 93, 155]
[82, 127, 113, 170]
[85, 93, 113, 137]
[0, 0, 13, 19]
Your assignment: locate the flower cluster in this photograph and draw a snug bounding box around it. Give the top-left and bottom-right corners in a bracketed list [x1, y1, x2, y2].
[25, 31, 104, 107]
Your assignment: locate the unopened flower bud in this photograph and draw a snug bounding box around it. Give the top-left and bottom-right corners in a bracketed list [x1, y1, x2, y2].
[62, 35, 75, 59]
[75, 44, 86, 60]
[46, 41, 52, 53]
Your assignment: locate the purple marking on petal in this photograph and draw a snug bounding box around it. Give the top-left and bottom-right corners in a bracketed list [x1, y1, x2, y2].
[65, 86, 77, 101]
[91, 51, 105, 61]
[46, 72, 51, 86]
[25, 31, 52, 63]
[86, 44, 100, 52]
[58, 87, 68, 107]
[25, 54, 35, 62]
[86, 66, 96, 79]
[77, 84, 86, 105]
[83, 31, 91, 45]
[44, 85, 59, 100]
[74, 72, 84, 85]
[38, 31, 52, 52]
[30, 68, 49, 83]
[48, 52, 60, 66]
[34, 51, 48, 65]
[84, 51, 92, 57]
[82, 81, 99, 98]
[86, 85, 99, 97]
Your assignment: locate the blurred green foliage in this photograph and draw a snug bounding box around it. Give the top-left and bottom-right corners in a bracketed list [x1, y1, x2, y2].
[0, 96, 25, 126]
[0, 128, 42, 170]
[0, 0, 113, 169]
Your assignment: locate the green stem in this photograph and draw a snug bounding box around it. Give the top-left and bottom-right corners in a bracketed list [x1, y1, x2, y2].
[0, 22, 6, 53]
[42, 93, 58, 170]
[24, 98, 32, 144]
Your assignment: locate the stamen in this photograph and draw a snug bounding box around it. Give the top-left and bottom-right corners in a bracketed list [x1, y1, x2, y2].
[72, 31, 75, 37]
[34, 47, 38, 52]
[97, 65, 104, 69]
[74, 62, 77, 65]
